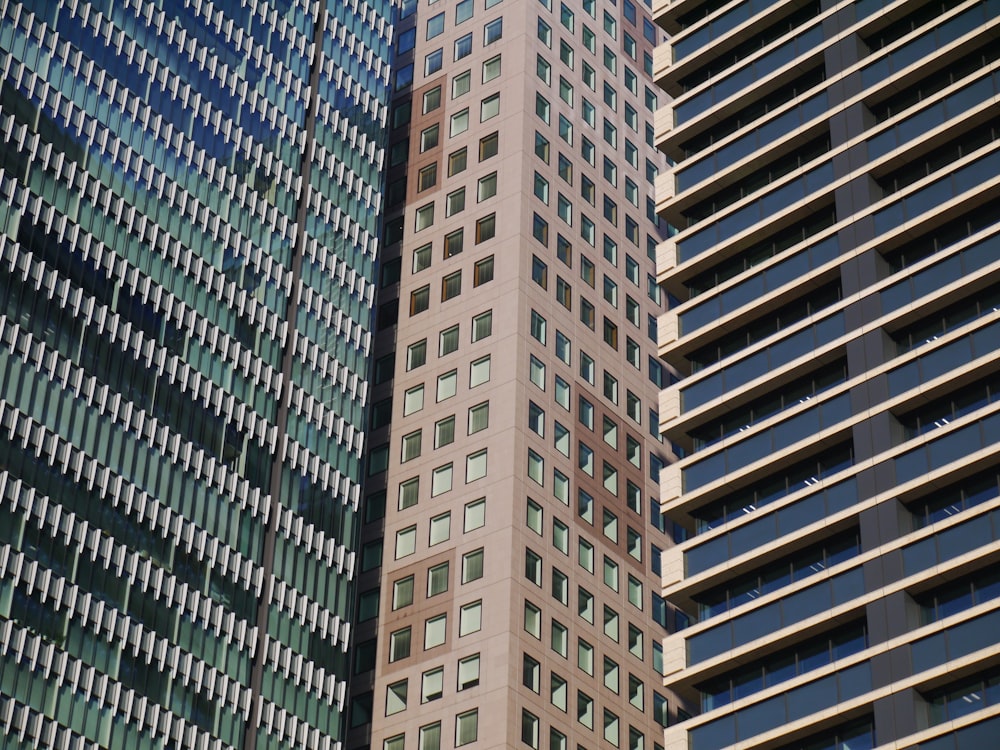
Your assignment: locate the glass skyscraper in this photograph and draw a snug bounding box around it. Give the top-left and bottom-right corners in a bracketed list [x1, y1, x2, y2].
[653, 0, 1000, 748]
[0, 1, 392, 748]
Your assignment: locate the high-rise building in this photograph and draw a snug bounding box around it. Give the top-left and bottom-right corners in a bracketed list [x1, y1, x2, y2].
[653, 0, 1000, 748]
[0, 2, 392, 748]
[359, 0, 684, 749]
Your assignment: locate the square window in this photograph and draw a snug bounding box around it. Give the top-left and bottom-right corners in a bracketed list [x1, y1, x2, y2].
[478, 172, 498, 201]
[407, 339, 427, 370]
[456, 709, 479, 745]
[537, 55, 551, 84]
[393, 576, 414, 610]
[455, 32, 473, 60]
[459, 601, 482, 635]
[444, 229, 464, 258]
[404, 384, 425, 416]
[401, 430, 422, 462]
[432, 463, 453, 496]
[472, 310, 493, 341]
[434, 416, 456, 448]
[462, 548, 484, 583]
[390, 627, 412, 662]
[420, 722, 442, 750]
[532, 255, 548, 288]
[476, 213, 496, 243]
[453, 70, 472, 98]
[442, 272, 462, 302]
[449, 147, 468, 175]
[427, 12, 445, 38]
[468, 401, 490, 433]
[481, 92, 500, 121]
[428, 562, 450, 597]
[422, 668, 444, 703]
[474, 256, 494, 286]
[446, 188, 466, 217]
[396, 526, 417, 559]
[483, 54, 501, 82]
[430, 512, 451, 545]
[399, 476, 420, 510]
[466, 449, 488, 482]
[418, 163, 438, 192]
[458, 654, 480, 690]
[425, 48, 443, 75]
[423, 86, 441, 113]
[415, 203, 435, 232]
[484, 17, 503, 43]
[464, 497, 486, 531]
[533, 214, 549, 246]
[535, 131, 550, 163]
[437, 370, 458, 402]
[456, 0, 474, 22]
[451, 108, 470, 137]
[480, 132, 499, 160]
[470, 355, 491, 387]
[425, 614, 447, 649]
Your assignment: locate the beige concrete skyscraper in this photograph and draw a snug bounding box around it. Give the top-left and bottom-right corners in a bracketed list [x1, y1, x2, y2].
[653, 0, 1000, 748]
[352, 0, 683, 748]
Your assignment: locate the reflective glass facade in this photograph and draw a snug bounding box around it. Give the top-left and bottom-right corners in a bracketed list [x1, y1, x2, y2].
[654, 0, 1000, 748]
[0, 1, 391, 747]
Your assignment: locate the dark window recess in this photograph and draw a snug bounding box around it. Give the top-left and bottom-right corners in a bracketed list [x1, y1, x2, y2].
[869, 43, 1000, 123]
[882, 194, 1000, 271]
[897, 371, 1000, 440]
[861, 0, 964, 51]
[875, 117, 1000, 197]
[675, 0, 734, 30]
[695, 621, 868, 710]
[683, 134, 831, 227]
[908, 466, 1000, 530]
[686, 206, 835, 298]
[678, 1, 822, 92]
[688, 280, 842, 371]
[680, 67, 825, 158]
[915, 561, 1000, 624]
[693, 441, 854, 531]
[693, 529, 861, 620]
[689, 358, 848, 450]
[889, 281, 1000, 355]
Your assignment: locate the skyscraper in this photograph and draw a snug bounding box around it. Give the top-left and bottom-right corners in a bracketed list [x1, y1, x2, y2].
[0, 2, 392, 748]
[653, 0, 1000, 748]
[360, 0, 682, 748]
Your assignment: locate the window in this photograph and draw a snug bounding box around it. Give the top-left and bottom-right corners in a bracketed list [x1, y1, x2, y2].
[458, 654, 480, 690]
[442, 272, 462, 302]
[555, 376, 570, 410]
[604, 658, 620, 693]
[401, 430, 422, 462]
[530, 311, 547, 345]
[604, 710, 620, 747]
[478, 172, 497, 201]
[420, 722, 442, 750]
[415, 203, 435, 232]
[434, 416, 456, 449]
[538, 17, 552, 47]
[455, 32, 473, 60]
[464, 403, 489, 438]
[559, 77, 574, 107]
[578, 640, 594, 676]
[456, 710, 479, 746]
[578, 489, 594, 524]
[425, 48, 443, 75]
[456, 0, 474, 22]
[462, 549, 484, 583]
[467, 449, 488, 482]
[452, 70, 471, 98]
[530, 357, 546, 392]
[604, 276, 619, 308]
[427, 12, 445, 38]
[555, 330, 571, 363]
[580, 352, 595, 384]
[532, 255, 548, 287]
[422, 668, 444, 703]
[484, 17, 503, 43]
[535, 131, 550, 162]
[464, 497, 486, 531]
[529, 401, 546, 437]
[411, 285, 431, 316]
[524, 654, 541, 692]
[604, 606, 620, 641]
[536, 93, 551, 124]
[430, 512, 451, 545]
[397, 27, 416, 54]
[449, 147, 468, 175]
[471, 311, 493, 342]
[483, 54, 501, 81]
[534, 172, 550, 203]
[481, 93, 500, 121]
[403, 385, 425, 418]
[444, 229, 464, 258]
[407, 339, 427, 370]
[522, 710, 540, 749]
[418, 163, 438, 191]
[578, 538, 594, 572]
[580, 299, 595, 330]
[537, 55, 551, 84]
[533, 214, 549, 246]
[604, 556, 619, 591]
[428, 562, 450, 597]
[554, 422, 570, 456]
[524, 601, 542, 638]
[628, 576, 643, 609]
[396, 525, 417, 559]
[578, 587, 594, 622]
[425, 614, 447, 649]
[560, 3, 575, 31]
[393, 576, 414, 609]
[446, 188, 466, 217]
[581, 175, 595, 205]
[556, 277, 572, 309]
[528, 449, 544, 485]
[474, 256, 494, 286]
[460, 601, 483, 635]
[390, 627, 412, 661]
[603, 45, 617, 74]
[553, 520, 569, 554]
[476, 213, 496, 242]
[604, 370, 619, 402]
[581, 215, 595, 245]
[582, 98, 595, 127]
[558, 193, 572, 225]
[552, 675, 568, 712]
[553, 569, 569, 605]
[451, 108, 470, 137]
[432, 463, 453, 495]
[470, 355, 491, 387]
[558, 153, 573, 183]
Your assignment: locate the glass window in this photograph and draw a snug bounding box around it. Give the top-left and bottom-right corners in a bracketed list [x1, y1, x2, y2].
[444, 229, 464, 258]
[425, 614, 447, 649]
[460, 601, 483, 635]
[462, 549, 484, 583]
[472, 311, 493, 341]
[393, 576, 415, 609]
[456, 0, 474, 22]
[474, 256, 494, 286]
[466, 449, 488, 482]
[390, 627, 411, 661]
[430, 512, 451, 545]
[428, 562, 450, 596]
[537, 55, 551, 84]
[449, 147, 468, 175]
[415, 203, 435, 231]
[423, 86, 442, 113]
[464, 497, 486, 531]
[418, 163, 438, 192]
[524, 601, 542, 638]
[456, 710, 479, 746]
[484, 17, 503, 43]
[446, 188, 466, 217]
[396, 526, 417, 558]
[531, 311, 547, 345]
[453, 70, 472, 98]
[407, 339, 427, 370]
[470, 355, 491, 387]
[442, 272, 462, 301]
[401, 430, 422, 462]
[419, 722, 441, 750]
[451, 108, 470, 137]
[422, 668, 444, 703]
[455, 32, 473, 60]
[404, 385, 425, 417]
[458, 654, 480, 690]
[434, 416, 456, 449]
[476, 213, 496, 242]
[538, 17, 552, 47]
[425, 48, 443, 75]
[483, 54, 501, 81]
[552, 621, 568, 657]
[468, 401, 490, 434]
[432, 463, 453, 496]
[427, 12, 445, 38]
[478, 172, 498, 201]
[481, 93, 500, 121]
